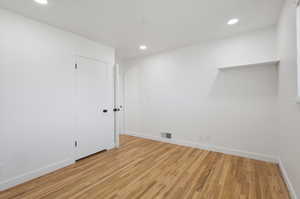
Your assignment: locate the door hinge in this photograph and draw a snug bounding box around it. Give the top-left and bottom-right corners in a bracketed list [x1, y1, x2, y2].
[75, 141, 78, 148]
[75, 63, 78, 69]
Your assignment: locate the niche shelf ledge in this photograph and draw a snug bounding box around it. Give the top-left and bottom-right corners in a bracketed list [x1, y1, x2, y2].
[218, 59, 280, 70]
[296, 96, 300, 104]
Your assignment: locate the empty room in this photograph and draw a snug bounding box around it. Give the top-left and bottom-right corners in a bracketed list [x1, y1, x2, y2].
[0, 0, 299, 198]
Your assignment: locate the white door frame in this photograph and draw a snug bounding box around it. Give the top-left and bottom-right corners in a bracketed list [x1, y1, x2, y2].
[114, 64, 120, 148]
[297, 1, 300, 102]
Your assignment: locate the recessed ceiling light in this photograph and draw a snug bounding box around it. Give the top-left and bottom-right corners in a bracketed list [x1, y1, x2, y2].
[34, 0, 48, 5]
[139, 45, 147, 50]
[227, 18, 239, 25]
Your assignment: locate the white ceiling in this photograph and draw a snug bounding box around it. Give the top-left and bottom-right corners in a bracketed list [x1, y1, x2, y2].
[0, 0, 283, 59]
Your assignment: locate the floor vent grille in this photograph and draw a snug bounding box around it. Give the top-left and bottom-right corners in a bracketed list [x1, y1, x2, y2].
[161, 132, 172, 139]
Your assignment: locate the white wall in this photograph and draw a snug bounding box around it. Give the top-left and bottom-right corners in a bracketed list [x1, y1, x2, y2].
[277, 0, 300, 198]
[0, 9, 114, 190]
[124, 27, 279, 162]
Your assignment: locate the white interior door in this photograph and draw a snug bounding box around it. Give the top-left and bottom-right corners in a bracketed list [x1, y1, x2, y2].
[75, 56, 114, 160]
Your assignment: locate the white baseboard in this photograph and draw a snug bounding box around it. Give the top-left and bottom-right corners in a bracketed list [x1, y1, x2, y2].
[279, 159, 298, 199]
[128, 131, 298, 198]
[125, 131, 278, 163]
[0, 158, 75, 191]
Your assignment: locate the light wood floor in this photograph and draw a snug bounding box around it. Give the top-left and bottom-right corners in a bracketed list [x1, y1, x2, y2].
[0, 135, 290, 199]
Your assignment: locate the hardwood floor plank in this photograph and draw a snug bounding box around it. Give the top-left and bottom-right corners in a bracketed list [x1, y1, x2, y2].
[0, 135, 290, 199]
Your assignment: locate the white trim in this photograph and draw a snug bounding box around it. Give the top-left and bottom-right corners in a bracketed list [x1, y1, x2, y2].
[126, 131, 278, 163]
[279, 159, 298, 199]
[114, 64, 120, 148]
[106, 143, 117, 151]
[297, 5, 300, 99]
[0, 159, 75, 191]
